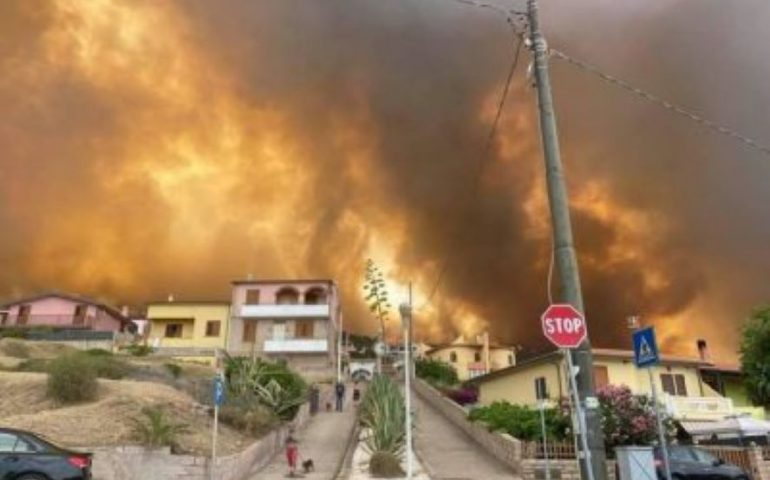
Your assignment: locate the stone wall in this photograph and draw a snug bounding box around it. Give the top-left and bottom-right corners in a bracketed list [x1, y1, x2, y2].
[521, 459, 616, 480]
[413, 378, 522, 472]
[91, 403, 310, 480]
[746, 446, 770, 480]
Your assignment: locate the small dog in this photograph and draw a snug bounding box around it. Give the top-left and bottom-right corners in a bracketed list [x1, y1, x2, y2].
[302, 458, 315, 473]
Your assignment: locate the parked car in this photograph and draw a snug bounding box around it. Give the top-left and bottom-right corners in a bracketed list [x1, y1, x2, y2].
[0, 427, 91, 480]
[655, 445, 750, 480]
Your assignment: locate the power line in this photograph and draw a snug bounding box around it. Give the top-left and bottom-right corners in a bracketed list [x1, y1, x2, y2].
[549, 48, 770, 157]
[418, 35, 525, 311]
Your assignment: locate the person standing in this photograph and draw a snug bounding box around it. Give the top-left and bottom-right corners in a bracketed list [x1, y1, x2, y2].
[285, 429, 299, 477]
[335, 381, 346, 412]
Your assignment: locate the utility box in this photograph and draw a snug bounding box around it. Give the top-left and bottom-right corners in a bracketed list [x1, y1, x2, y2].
[615, 446, 656, 480]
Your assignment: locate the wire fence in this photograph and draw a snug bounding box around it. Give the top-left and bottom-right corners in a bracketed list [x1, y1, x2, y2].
[522, 440, 577, 459]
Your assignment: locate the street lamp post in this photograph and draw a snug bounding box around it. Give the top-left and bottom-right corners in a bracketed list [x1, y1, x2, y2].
[399, 302, 413, 479]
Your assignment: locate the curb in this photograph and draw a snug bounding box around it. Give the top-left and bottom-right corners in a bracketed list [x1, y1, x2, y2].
[333, 406, 361, 480]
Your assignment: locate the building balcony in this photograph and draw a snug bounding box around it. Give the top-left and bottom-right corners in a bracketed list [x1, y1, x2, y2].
[663, 394, 735, 421]
[240, 304, 330, 318]
[263, 338, 329, 353]
[0, 314, 97, 329]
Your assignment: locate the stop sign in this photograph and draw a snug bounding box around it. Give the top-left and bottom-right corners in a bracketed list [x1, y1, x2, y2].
[541, 304, 587, 348]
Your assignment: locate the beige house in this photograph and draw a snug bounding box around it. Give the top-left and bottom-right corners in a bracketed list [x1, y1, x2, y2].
[468, 348, 737, 422]
[426, 333, 516, 381]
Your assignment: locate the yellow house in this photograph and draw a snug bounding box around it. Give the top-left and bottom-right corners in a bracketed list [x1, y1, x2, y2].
[426, 334, 516, 381]
[146, 301, 230, 354]
[468, 348, 735, 421]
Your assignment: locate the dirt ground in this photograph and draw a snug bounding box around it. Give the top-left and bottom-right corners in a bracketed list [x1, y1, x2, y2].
[0, 370, 254, 456]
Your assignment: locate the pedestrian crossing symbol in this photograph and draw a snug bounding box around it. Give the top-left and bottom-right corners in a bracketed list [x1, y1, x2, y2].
[632, 327, 660, 368]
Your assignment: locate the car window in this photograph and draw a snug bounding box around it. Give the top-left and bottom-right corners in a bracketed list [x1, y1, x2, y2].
[669, 447, 696, 462]
[691, 449, 719, 464]
[0, 433, 18, 453]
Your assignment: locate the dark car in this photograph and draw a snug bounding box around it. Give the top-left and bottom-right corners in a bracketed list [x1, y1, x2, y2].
[655, 445, 749, 480]
[0, 428, 91, 480]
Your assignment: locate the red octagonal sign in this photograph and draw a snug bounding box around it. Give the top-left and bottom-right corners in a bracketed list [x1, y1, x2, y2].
[542, 304, 587, 349]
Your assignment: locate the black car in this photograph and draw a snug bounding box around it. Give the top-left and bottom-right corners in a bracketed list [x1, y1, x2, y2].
[655, 445, 749, 480]
[0, 428, 91, 480]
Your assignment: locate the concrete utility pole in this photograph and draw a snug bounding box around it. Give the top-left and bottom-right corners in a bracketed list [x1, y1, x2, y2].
[526, 1, 607, 480]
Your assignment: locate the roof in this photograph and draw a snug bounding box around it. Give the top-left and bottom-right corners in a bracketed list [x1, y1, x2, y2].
[146, 300, 230, 306]
[467, 348, 710, 386]
[699, 363, 742, 374]
[0, 291, 129, 324]
[231, 279, 334, 286]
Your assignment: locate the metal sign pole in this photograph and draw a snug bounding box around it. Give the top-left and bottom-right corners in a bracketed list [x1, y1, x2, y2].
[211, 373, 224, 480]
[540, 400, 551, 480]
[648, 368, 672, 480]
[565, 350, 595, 480]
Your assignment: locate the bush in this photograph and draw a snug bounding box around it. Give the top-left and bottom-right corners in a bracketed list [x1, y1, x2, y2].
[360, 375, 406, 459]
[369, 451, 405, 478]
[122, 344, 154, 357]
[598, 384, 673, 449]
[164, 363, 183, 379]
[219, 395, 277, 437]
[224, 356, 308, 421]
[16, 358, 50, 372]
[469, 401, 570, 441]
[84, 348, 113, 356]
[0, 339, 30, 358]
[415, 358, 458, 386]
[47, 354, 98, 403]
[0, 328, 28, 339]
[443, 386, 478, 406]
[131, 406, 189, 450]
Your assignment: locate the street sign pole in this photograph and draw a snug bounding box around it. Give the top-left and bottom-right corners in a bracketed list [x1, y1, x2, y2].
[539, 400, 551, 480]
[565, 350, 595, 480]
[211, 373, 225, 480]
[648, 368, 672, 480]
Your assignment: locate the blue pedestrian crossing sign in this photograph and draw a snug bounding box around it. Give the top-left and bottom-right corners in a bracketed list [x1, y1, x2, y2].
[633, 327, 660, 368]
[213, 374, 225, 407]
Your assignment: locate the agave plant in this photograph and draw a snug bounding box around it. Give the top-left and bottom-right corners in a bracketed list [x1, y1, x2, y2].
[359, 375, 406, 457]
[130, 406, 189, 449]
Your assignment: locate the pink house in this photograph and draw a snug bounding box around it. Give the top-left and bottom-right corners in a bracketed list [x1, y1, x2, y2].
[0, 292, 129, 332]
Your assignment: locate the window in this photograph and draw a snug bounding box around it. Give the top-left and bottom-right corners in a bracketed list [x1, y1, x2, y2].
[18, 305, 31, 325]
[245, 289, 261, 305]
[243, 321, 257, 342]
[205, 321, 221, 337]
[276, 288, 299, 305]
[73, 304, 87, 326]
[0, 433, 35, 453]
[474, 352, 481, 362]
[593, 366, 609, 389]
[304, 288, 327, 305]
[165, 324, 183, 338]
[661, 373, 688, 396]
[295, 320, 314, 339]
[449, 351, 457, 363]
[0, 312, 7, 325]
[535, 377, 549, 400]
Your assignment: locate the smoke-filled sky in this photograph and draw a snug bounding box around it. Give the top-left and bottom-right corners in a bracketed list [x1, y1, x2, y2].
[2, 0, 769, 360]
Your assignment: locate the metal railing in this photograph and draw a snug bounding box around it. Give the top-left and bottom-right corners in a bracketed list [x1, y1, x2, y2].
[700, 446, 753, 474]
[522, 441, 576, 459]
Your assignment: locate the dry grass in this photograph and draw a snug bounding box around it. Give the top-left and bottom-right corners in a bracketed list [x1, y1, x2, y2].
[0, 339, 75, 359]
[0, 371, 253, 456]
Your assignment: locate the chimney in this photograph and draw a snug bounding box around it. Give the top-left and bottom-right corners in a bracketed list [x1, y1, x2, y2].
[696, 339, 710, 362]
[167, 294, 175, 303]
[120, 305, 130, 317]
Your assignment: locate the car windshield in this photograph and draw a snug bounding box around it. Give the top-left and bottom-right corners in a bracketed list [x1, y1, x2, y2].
[691, 448, 719, 464]
[667, 447, 696, 462]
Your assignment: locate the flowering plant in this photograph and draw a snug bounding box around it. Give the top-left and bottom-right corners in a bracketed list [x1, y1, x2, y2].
[597, 384, 673, 449]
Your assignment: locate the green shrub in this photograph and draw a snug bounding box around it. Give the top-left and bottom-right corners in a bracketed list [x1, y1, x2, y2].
[123, 344, 154, 357]
[469, 401, 570, 441]
[415, 358, 459, 386]
[360, 375, 406, 459]
[219, 395, 277, 437]
[84, 348, 113, 356]
[224, 356, 308, 421]
[86, 353, 130, 379]
[47, 354, 98, 403]
[16, 358, 50, 372]
[164, 363, 183, 379]
[131, 406, 189, 449]
[0, 328, 28, 339]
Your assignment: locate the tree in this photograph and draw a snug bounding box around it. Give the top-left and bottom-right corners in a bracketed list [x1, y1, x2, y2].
[597, 384, 672, 450]
[740, 305, 770, 408]
[363, 259, 392, 342]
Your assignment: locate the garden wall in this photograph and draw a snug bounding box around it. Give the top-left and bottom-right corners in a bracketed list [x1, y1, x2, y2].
[90, 403, 310, 480]
[413, 378, 522, 472]
[521, 459, 616, 480]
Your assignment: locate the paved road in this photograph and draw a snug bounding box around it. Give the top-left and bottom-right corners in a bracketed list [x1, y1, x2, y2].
[251, 395, 357, 479]
[412, 391, 518, 480]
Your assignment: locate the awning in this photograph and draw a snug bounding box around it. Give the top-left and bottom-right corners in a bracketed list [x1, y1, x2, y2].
[680, 416, 770, 437]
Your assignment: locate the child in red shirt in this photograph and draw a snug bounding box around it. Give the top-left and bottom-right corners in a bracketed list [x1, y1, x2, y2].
[285, 429, 299, 477]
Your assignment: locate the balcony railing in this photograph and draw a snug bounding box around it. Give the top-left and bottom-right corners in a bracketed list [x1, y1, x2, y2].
[663, 394, 734, 420]
[0, 314, 97, 329]
[263, 338, 329, 353]
[240, 304, 330, 318]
